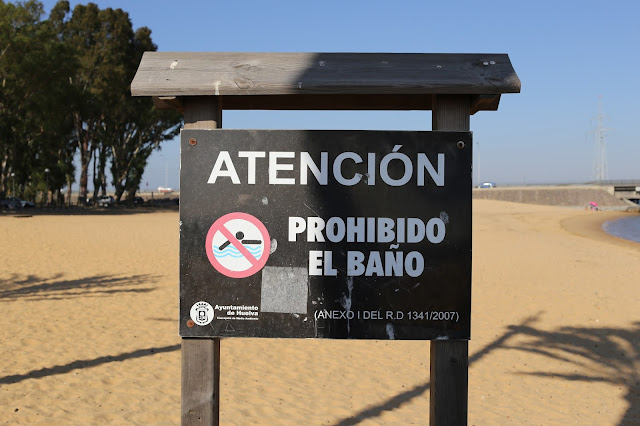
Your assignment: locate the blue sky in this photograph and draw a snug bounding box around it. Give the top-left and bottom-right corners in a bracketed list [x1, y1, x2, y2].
[41, 0, 640, 189]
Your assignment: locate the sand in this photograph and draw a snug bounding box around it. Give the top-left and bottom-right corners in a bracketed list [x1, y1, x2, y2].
[0, 200, 638, 425]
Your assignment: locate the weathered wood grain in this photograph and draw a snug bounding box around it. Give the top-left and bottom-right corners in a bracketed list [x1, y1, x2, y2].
[206, 93, 433, 110]
[470, 94, 500, 114]
[153, 96, 183, 111]
[183, 97, 222, 130]
[430, 94, 470, 426]
[132, 52, 520, 100]
[152, 93, 500, 114]
[430, 340, 469, 425]
[182, 96, 222, 426]
[432, 94, 471, 131]
[182, 338, 221, 426]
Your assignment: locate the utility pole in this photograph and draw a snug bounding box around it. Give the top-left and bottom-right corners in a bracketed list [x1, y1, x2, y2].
[475, 140, 480, 186]
[593, 96, 609, 183]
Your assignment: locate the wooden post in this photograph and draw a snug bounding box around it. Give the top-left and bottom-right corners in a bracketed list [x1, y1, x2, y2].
[430, 94, 470, 426]
[182, 96, 222, 426]
[183, 97, 222, 131]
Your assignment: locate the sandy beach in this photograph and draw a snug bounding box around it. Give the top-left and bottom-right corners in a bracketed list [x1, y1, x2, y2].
[1, 200, 638, 425]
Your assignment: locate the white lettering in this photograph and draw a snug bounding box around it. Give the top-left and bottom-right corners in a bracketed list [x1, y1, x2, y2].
[347, 251, 365, 276]
[333, 152, 363, 186]
[367, 153, 376, 185]
[406, 218, 425, 243]
[288, 217, 306, 241]
[396, 218, 405, 243]
[380, 145, 412, 186]
[377, 218, 395, 243]
[326, 217, 346, 243]
[289, 216, 447, 245]
[366, 252, 384, 276]
[367, 217, 376, 242]
[417, 153, 445, 186]
[300, 152, 328, 185]
[309, 250, 323, 276]
[346, 217, 365, 243]
[206, 150, 448, 187]
[238, 151, 265, 184]
[307, 217, 325, 242]
[426, 218, 446, 243]
[269, 152, 296, 185]
[207, 151, 240, 184]
[323, 251, 337, 276]
[344, 250, 425, 277]
[405, 252, 424, 277]
[385, 251, 403, 276]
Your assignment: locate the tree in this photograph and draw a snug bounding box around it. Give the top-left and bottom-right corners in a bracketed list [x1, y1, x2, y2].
[108, 27, 181, 204]
[50, 1, 181, 204]
[0, 0, 75, 201]
[50, 1, 128, 204]
[0, 1, 178, 204]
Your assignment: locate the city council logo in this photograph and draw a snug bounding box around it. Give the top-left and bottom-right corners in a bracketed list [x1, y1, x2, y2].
[190, 301, 214, 326]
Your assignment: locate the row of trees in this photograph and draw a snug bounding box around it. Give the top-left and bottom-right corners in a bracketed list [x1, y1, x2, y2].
[0, 0, 181, 205]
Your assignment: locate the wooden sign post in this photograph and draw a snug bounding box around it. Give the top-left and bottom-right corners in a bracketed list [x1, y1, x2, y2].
[180, 96, 222, 425]
[131, 53, 520, 426]
[430, 94, 471, 425]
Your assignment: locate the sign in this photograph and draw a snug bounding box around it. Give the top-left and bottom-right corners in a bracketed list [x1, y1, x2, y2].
[180, 130, 472, 340]
[205, 212, 271, 278]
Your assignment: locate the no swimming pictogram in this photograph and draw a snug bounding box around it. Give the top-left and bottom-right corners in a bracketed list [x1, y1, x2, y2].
[205, 212, 271, 278]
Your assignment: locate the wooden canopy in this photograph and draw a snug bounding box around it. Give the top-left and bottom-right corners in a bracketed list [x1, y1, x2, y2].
[131, 52, 520, 114]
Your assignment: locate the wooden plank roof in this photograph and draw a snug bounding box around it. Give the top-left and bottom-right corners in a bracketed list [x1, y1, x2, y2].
[131, 52, 520, 113]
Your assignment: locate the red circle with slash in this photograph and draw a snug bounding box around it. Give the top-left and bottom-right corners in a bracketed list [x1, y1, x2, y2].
[205, 212, 271, 278]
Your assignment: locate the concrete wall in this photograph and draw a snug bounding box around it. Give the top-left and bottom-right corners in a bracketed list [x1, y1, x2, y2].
[472, 186, 633, 208]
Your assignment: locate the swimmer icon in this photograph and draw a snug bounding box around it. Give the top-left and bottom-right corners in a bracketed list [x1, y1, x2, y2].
[205, 212, 271, 278]
[218, 231, 262, 250]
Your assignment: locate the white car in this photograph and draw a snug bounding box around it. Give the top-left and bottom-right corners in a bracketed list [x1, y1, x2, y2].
[97, 195, 115, 207]
[477, 182, 496, 189]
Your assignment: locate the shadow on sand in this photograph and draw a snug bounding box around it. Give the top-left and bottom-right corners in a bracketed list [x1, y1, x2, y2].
[0, 273, 159, 301]
[1, 303, 637, 423]
[504, 319, 640, 425]
[0, 202, 178, 217]
[0, 344, 180, 385]
[334, 313, 640, 425]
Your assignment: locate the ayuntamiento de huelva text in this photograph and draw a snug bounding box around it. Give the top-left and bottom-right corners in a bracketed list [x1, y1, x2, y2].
[289, 216, 447, 277]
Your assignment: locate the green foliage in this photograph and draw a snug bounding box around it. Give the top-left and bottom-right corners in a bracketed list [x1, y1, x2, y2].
[103, 20, 181, 202]
[0, 0, 181, 204]
[0, 0, 75, 199]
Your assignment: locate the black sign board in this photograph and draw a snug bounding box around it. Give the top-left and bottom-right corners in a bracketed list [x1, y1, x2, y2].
[180, 130, 471, 340]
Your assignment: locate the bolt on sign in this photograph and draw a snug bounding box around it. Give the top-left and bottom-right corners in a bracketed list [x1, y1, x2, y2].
[180, 130, 472, 340]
